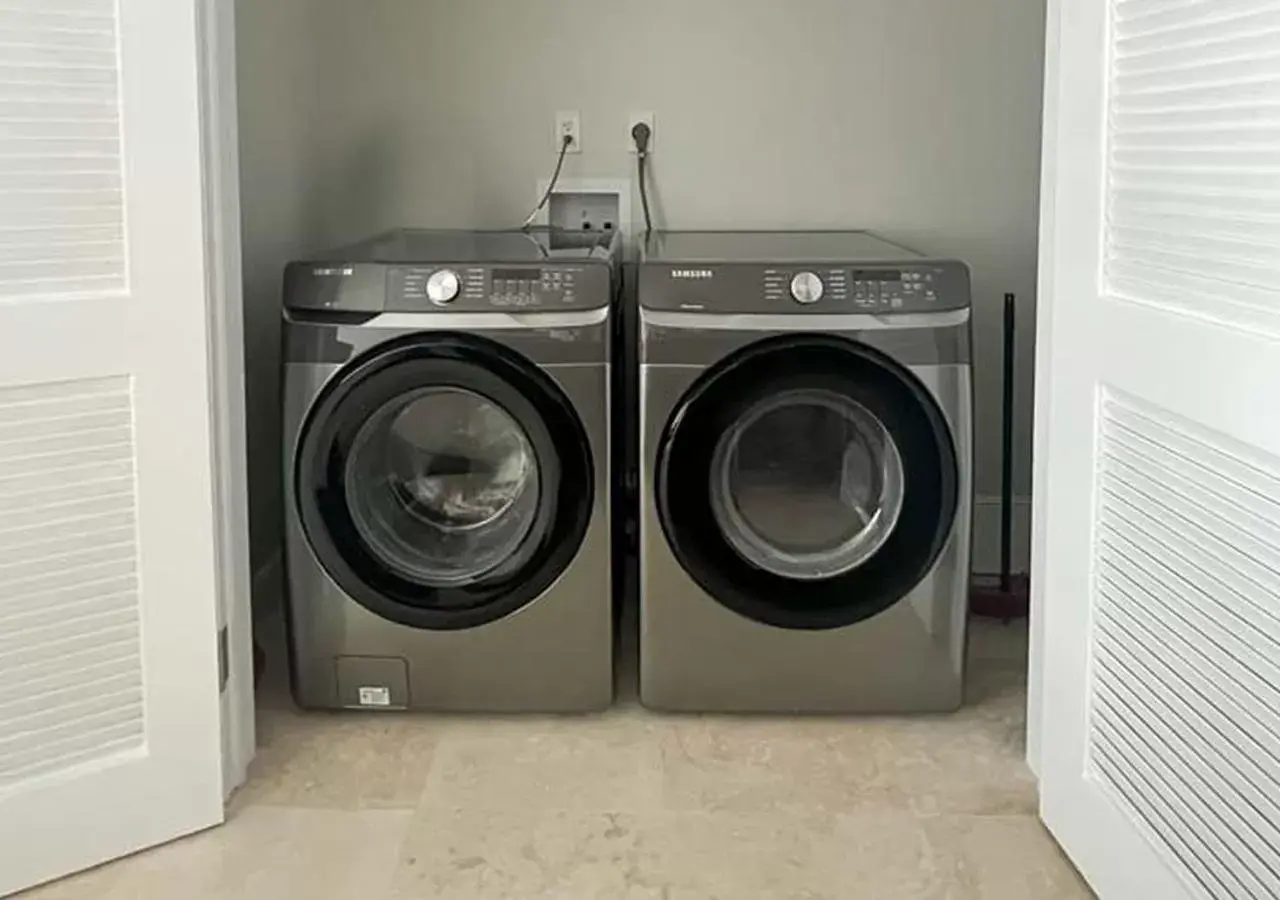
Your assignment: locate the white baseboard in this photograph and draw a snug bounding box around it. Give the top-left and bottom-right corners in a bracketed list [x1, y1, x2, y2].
[970, 495, 1032, 576]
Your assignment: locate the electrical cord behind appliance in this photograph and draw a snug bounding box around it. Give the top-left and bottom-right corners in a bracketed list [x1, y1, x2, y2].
[631, 122, 654, 237]
[522, 134, 574, 230]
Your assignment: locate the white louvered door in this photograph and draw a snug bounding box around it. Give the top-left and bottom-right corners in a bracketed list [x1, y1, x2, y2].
[1037, 0, 1280, 897]
[0, 0, 227, 894]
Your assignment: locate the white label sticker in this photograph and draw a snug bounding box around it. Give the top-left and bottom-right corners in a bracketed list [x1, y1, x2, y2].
[357, 686, 392, 707]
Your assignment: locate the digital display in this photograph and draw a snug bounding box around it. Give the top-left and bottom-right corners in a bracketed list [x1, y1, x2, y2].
[494, 268, 541, 282]
[852, 269, 902, 281]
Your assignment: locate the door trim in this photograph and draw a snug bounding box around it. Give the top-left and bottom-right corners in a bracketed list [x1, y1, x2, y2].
[1027, 0, 1064, 784]
[196, 0, 254, 800]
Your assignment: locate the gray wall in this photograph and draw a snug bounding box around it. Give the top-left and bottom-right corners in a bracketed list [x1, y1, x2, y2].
[237, 0, 1047, 580]
[236, 0, 325, 581]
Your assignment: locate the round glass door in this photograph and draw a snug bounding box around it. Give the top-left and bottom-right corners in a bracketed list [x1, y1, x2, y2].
[295, 334, 595, 631]
[656, 334, 958, 631]
[344, 387, 543, 587]
[709, 389, 905, 580]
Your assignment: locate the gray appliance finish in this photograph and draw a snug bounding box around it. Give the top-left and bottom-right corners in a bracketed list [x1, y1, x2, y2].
[638, 231, 973, 713]
[282, 228, 617, 712]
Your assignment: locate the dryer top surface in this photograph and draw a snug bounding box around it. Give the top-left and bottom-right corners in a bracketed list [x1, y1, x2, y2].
[641, 231, 922, 265]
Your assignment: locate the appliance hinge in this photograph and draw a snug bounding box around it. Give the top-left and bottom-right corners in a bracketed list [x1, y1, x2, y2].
[217, 625, 229, 694]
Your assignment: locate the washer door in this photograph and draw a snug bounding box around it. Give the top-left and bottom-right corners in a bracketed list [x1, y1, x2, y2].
[656, 334, 958, 630]
[296, 333, 594, 630]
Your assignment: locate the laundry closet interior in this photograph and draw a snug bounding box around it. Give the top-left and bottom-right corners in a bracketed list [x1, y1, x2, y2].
[236, 0, 1046, 618]
[228, 0, 1050, 760]
[219, 1, 1057, 887]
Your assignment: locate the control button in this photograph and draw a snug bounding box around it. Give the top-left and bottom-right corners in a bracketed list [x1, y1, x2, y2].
[891, 296, 904, 309]
[790, 271, 824, 304]
[426, 269, 461, 305]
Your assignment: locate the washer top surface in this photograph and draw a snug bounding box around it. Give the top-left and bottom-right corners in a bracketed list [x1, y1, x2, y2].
[641, 231, 922, 265]
[331, 227, 618, 264]
[284, 227, 619, 316]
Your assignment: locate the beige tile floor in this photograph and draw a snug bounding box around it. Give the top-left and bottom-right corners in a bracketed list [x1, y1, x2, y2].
[24, 617, 1093, 899]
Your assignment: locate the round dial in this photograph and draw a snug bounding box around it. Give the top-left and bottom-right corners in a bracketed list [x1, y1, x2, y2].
[426, 269, 461, 305]
[790, 272, 824, 305]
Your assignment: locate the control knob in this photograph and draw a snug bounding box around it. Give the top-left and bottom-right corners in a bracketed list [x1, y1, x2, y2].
[426, 269, 460, 305]
[790, 271, 824, 305]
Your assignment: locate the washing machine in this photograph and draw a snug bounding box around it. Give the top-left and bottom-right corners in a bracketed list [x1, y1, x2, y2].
[282, 228, 619, 711]
[638, 231, 972, 712]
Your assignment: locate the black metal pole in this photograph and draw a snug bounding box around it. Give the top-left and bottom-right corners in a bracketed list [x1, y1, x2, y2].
[1000, 293, 1016, 595]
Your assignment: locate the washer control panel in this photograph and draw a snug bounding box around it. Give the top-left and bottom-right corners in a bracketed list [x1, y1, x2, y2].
[486, 266, 584, 308]
[385, 263, 611, 312]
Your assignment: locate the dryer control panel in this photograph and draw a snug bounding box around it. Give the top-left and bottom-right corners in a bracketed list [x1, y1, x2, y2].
[764, 267, 947, 311]
[639, 261, 970, 314]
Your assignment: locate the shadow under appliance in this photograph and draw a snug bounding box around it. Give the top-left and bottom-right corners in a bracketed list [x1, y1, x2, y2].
[638, 231, 973, 712]
[283, 228, 618, 711]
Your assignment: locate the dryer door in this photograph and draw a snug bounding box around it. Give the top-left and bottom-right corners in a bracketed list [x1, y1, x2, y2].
[657, 334, 958, 630]
[296, 333, 594, 629]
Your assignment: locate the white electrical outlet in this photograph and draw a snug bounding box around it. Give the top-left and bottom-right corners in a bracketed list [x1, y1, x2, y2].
[628, 111, 655, 153]
[555, 110, 581, 154]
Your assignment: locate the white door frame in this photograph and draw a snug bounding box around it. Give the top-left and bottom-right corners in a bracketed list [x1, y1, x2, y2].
[1025, 0, 1063, 782]
[196, 0, 255, 797]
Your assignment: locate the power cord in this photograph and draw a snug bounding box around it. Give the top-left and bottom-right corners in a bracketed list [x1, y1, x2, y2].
[522, 133, 574, 229]
[631, 122, 654, 237]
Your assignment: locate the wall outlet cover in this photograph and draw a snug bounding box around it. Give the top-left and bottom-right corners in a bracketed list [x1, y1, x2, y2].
[554, 110, 581, 153]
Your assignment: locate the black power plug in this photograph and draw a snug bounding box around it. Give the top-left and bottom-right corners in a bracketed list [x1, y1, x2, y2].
[631, 121, 652, 156]
[632, 123, 654, 235]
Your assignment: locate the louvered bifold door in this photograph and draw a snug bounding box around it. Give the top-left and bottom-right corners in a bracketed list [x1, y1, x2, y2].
[0, 2, 126, 298]
[0, 0, 228, 894]
[1107, 0, 1280, 334]
[1035, 0, 1280, 898]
